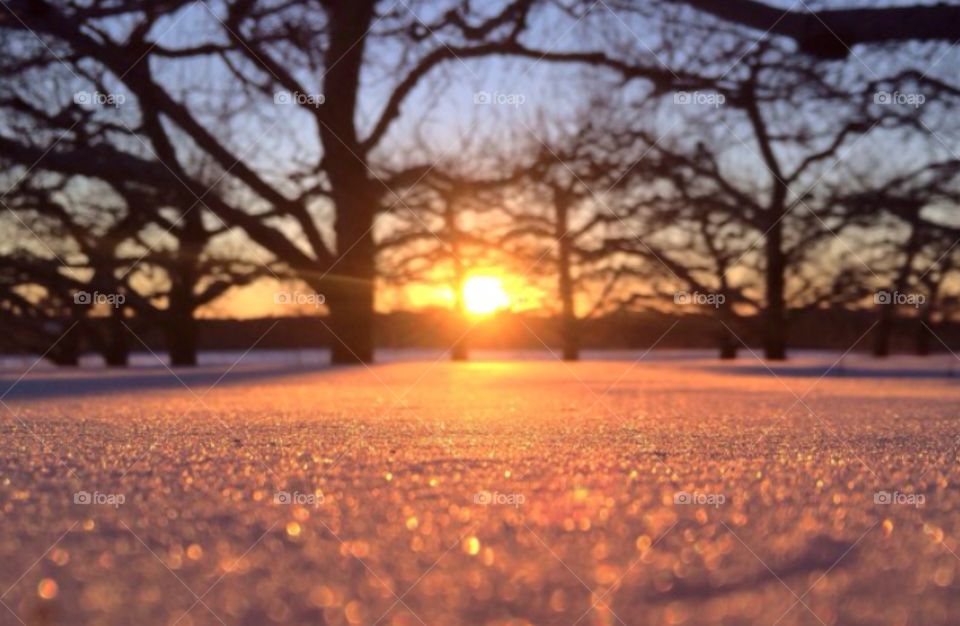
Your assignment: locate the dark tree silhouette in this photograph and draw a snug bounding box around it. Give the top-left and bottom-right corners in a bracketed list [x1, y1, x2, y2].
[3, 0, 960, 365]
[670, 0, 960, 58]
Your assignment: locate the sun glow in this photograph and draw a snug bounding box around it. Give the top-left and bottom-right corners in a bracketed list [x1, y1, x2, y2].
[462, 276, 511, 315]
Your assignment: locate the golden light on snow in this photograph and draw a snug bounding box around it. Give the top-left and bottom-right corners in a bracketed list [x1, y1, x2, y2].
[5, 356, 958, 624]
[462, 275, 510, 315]
[37, 578, 58, 600]
[464, 536, 481, 556]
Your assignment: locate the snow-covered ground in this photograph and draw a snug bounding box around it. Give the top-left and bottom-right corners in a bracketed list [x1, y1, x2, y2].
[3, 346, 960, 372]
[1, 354, 958, 625]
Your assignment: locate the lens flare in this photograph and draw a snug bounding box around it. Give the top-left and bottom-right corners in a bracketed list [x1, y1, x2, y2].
[462, 276, 510, 315]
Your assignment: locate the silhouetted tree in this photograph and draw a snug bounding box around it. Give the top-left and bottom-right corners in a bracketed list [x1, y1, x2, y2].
[668, 0, 960, 58]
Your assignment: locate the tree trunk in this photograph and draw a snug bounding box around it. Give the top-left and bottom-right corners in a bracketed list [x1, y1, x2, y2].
[763, 218, 787, 360]
[451, 316, 469, 361]
[321, 1, 378, 365]
[48, 317, 81, 367]
[915, 323, 931, 356]
[558, 264, 579, 360]
[451, 272, 469, 362]
[555, 189, 579, 361]
[87, 268, 128, 366]
[915, 308, 932, 356]
[163, 206, 205, 367]
[102, 309, 129, 367]
[719, 341, 738, 360]
[447, 195, 469, 362]
[166, 318, 198, 367]
[717, 299, 739, 360]
[560, 316, 579, 361]
[49, 352, 80, 367]
[166, 296, 198, 367]
[450, 332, 469, 361]
[164, 230, 198, 366]
[744, 87, 788, 361]
[872, 310, 893, 357]
[325, 225, 376, 364]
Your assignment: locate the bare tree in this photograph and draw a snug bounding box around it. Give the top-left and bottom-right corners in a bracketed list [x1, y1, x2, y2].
[0, 0, 556, 363]
[4, 0, 960, 367]
[0, 0, 765, 363]
[0, 161, 265, 366]
[837, 161, 960, 356]
[496, 119, 642, 361]
[378, 178, 509, 361]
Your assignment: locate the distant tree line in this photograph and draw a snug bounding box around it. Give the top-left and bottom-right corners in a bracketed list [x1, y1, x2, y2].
[1, 0, 959, 366]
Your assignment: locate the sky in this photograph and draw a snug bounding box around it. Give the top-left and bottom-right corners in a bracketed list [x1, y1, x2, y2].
[5, 0, 960, 320]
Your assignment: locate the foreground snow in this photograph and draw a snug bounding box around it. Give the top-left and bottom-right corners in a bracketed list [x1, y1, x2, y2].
[1, 356, 958, 625]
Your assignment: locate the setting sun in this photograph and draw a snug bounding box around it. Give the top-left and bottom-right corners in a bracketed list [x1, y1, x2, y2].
[462, 276, 511, 315]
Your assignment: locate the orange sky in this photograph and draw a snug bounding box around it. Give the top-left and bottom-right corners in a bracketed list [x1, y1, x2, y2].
[198, 274, 548, 320]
